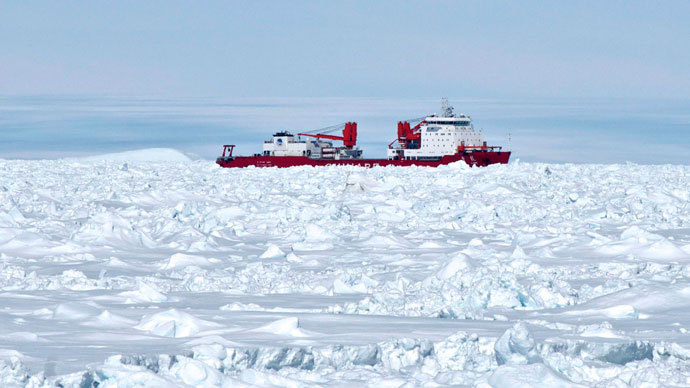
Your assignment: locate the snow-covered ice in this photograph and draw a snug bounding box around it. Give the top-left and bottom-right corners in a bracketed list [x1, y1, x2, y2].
[1, 152, 690, 386]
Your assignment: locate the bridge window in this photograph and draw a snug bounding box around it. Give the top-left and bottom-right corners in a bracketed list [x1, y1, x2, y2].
[426, 121, 470, 126]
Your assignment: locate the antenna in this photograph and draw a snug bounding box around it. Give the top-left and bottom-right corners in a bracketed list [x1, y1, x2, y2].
[441, 97, 454, 117]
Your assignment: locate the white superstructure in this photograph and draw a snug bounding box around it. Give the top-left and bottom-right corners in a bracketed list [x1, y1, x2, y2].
[386, 102, 487, 161]
[262, 131, 362, 160]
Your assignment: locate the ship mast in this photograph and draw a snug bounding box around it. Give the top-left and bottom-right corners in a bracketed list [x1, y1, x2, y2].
[441, 97, 454, 117]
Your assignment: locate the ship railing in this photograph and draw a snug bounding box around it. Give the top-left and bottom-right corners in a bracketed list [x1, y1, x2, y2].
[458, 145, 503, 152]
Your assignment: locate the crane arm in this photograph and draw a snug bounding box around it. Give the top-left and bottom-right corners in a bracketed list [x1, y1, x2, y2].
[298, 133, 344, 141]
[298, 122, 357, 148]
[299, 122, 348, 135]
[405, 116, 427, 132]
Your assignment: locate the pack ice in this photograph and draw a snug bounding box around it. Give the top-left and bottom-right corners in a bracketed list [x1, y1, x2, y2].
[1, 152, 690, 387]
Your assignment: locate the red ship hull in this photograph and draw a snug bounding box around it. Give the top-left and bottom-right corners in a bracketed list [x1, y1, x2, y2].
[216, 150, 510, 168]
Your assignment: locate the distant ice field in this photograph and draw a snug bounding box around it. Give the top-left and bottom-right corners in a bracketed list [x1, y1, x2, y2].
[1, 95, 689, 164]
[1, 153, 690, 387]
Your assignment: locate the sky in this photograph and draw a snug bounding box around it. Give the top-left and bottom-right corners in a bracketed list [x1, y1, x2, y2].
[1, 1, 689, 99]
[0, 2, 689, 163]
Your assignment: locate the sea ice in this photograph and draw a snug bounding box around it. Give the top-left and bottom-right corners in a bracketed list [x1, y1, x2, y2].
[1, 155, 689, 386]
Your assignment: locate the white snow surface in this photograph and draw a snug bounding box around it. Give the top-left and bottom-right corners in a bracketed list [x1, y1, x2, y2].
[71, 148, 193, 162]
[1, 158, 690, 387]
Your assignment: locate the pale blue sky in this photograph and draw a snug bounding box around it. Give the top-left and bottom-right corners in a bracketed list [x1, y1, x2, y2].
[1, 1, 689, 99]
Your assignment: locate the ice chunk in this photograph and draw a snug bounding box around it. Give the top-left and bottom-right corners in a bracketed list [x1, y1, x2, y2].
[530, 285, 571, 308]
[345, 174, 385, 192]
[332, 278, 367, 294]
[168, 356, 225, 388]
[434, 331, 495, 372]
[436, 254, 472, 280]
[88, 356, 178, 387]
[488, 288, 522, 309]
[510, 245, 528, 259]
[494, 322, 541, 365]
[304, 224, 336, 241]
[7, 207, 26, 222]
[285, 252, 303, 263]
[259, 244, 286, 259]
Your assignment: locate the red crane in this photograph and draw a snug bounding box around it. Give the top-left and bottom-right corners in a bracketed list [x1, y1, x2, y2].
[389, 116, 426, 149]
[298, 122, 358, 148]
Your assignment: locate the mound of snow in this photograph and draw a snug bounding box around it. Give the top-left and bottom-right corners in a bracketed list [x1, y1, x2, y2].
[510, 245, 528, 259]
[259, 244, 286, 259]
[419, 241, 445, 249]
[250, 317, 309, 337]
[159, 253, 213, 270]
[360, 234, 413, 248]
[445, 160, 471, 170]
[119, 282, 168, 303]
[73, 148, 193, 162]
[83, 310, 138, 328]
[52, 302, 103, 321]
[219, 302, 265, 312]
[485, 363, 583, 388]
[601, 304, 638, 319]
[135, 309, 219, 338]
[436, 254, 472, 280]
[578, 323, 625, 339]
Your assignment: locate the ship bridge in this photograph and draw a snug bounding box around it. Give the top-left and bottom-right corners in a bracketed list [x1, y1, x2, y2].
[387, 100, 487, 161]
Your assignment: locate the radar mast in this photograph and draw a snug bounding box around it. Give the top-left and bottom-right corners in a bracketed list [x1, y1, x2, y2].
[441, 97, 454, 117]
